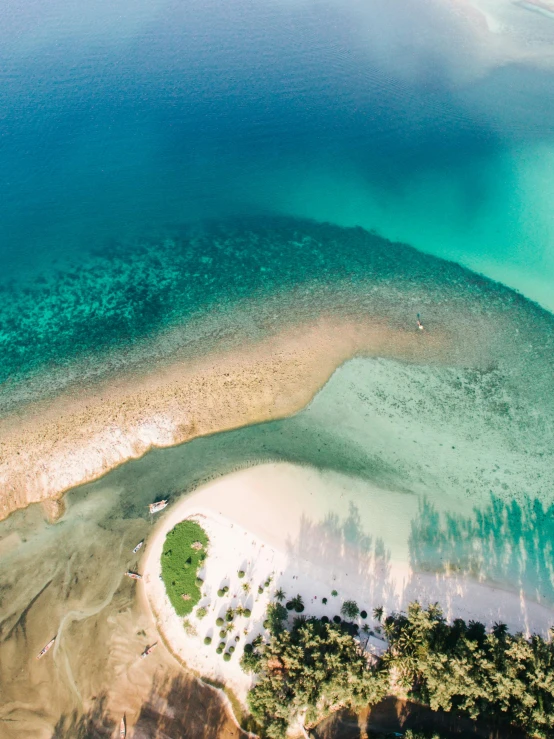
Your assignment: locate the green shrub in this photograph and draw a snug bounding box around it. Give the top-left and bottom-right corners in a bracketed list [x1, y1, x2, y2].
[322, 597, 328, 605]
[195, 577, 204, 587]
[216, 646, 223, 654]
[321, 615, 329, 624]
[217, 589, 225, 597]
[223, 652, 231, 661]
[218, 641, 226, 650]
[204, 636, 212, 645]
[333, 615, 341, 624]
[243, 608, 252, 617]
[266, 602, 289, 634]
[216, 617, 224, 626]
[225, 608, 235, 622]
[331, 589, 338, 597]
[244, 642, 253, 653]
[223, 585, 229, 593]
[160, 521, 209, 616]
[196, 606, 208, 619]
[360, 610, 368, 619]
[258, 586, 264, 594]
[235, 635, 240, 642]
[238, 570, 245, 578]
[229, 646, 235, 653]
[341, 600, 360, 620]
[286, 601, 294, 610]
[219, 629, 227, 638]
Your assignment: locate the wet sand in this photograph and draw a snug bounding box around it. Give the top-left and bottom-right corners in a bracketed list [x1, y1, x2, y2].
[0, 311, 448, 522]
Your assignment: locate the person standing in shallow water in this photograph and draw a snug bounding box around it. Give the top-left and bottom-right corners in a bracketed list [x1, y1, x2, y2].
[417, 313, 424, 331]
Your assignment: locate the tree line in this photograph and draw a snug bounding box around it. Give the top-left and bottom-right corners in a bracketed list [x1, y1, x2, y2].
[241, 601, 554, 739]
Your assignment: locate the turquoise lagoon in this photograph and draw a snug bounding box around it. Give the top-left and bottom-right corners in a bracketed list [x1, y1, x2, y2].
[1, 0, 554, 732]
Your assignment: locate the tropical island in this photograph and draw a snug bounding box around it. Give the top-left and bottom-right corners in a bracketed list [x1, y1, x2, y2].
[142, 463, 554, 739]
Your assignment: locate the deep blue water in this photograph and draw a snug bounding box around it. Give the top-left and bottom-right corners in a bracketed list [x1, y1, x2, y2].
[1, 0, 554, 307]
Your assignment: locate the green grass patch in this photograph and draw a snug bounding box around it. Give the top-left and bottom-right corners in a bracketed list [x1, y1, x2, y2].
[161, 520, 209, 616]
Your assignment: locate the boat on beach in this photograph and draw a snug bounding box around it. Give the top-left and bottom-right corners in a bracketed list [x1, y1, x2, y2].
[120, 715, 126, 738]
[148, 500, 168, 514]
[132, 540, 144, 553]
[140, 642, 157, 659]
[36, 637, 56, 660]
[125, 571, 142, 581]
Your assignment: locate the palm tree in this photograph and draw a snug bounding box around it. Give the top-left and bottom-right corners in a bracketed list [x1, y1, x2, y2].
[373, 606, 384, 623]
[290, 594, 304, 613]
[341, 600, 360, 620]
[492, 621, 508, 639]
[275, 587, 286, 602]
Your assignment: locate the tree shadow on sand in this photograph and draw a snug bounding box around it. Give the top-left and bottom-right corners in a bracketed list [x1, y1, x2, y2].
[409, 494, 554, 611]
[50, 694, 115, 738]
[131, 671, 246, 739]
[285, 502, 398, 614]
[49, 672, 247, 739]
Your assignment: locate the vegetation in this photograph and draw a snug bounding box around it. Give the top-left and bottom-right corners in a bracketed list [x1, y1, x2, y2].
[274, 588, 286, 602]
[265, 602, 288, 634]
[161, 521, 209, 616]
[238, 570, 245, 578]
[196, 606, 208, 619]
[204, 636, 212, 645]
[331, 589, 338, 597]
[247, 616, 387, 737]
[285, 594, 304, 613]
[244, 600, 554, 739]
[341, 599, 360, 620]
[383, 602, 554, 739]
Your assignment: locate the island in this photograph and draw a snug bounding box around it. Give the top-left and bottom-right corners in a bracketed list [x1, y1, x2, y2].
[142, 463, 554, 738]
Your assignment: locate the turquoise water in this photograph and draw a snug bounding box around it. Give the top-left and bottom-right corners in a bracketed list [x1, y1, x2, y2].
[1, 0, 554, 307]
[1, 1, 554, 733]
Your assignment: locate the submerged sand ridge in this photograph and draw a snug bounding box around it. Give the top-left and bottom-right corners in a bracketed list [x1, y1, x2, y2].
[1, 217, 553, 522]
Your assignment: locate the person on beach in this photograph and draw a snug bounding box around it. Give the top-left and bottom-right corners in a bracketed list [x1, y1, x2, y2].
[417, 313, 424, 331]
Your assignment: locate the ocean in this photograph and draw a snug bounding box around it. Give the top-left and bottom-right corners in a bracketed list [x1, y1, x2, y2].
[1, 0, 554, 735]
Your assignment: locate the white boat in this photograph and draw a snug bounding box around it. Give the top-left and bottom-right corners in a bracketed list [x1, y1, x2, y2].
[148, 500, 168, 514]
[120, 716, 126, 738]
[125, 571, 142, 581]
[140, 642, 158, 659]
[36, 637, 56, 660]
[132, 540, 144, 554]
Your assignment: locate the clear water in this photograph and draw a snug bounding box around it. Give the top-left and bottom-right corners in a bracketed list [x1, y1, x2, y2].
[1, 0, 554, 733]
[1, 0, 554, 306]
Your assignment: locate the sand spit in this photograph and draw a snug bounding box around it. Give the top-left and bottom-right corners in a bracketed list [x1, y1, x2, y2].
[142, 463, 554, 706]
[0, 315, 446, 521]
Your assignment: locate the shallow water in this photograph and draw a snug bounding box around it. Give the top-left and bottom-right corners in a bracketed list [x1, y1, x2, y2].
[2, 0, 554, 734]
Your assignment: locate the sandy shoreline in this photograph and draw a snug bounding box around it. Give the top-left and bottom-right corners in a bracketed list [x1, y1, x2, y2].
[141, 463, 554, 706]
[0, 313, 447, 521]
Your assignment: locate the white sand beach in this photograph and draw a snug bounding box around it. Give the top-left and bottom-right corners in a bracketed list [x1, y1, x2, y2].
[142, 462, 554, 705]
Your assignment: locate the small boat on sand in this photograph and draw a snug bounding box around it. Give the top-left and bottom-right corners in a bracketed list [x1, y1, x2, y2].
[148, 500, 168, 514]
[125, 571, 142, 581]
[120, 715, 126, 738]
[140, 642, 157, 659]
[36, 637, 56, 660]
[132, 540, 144, 554]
